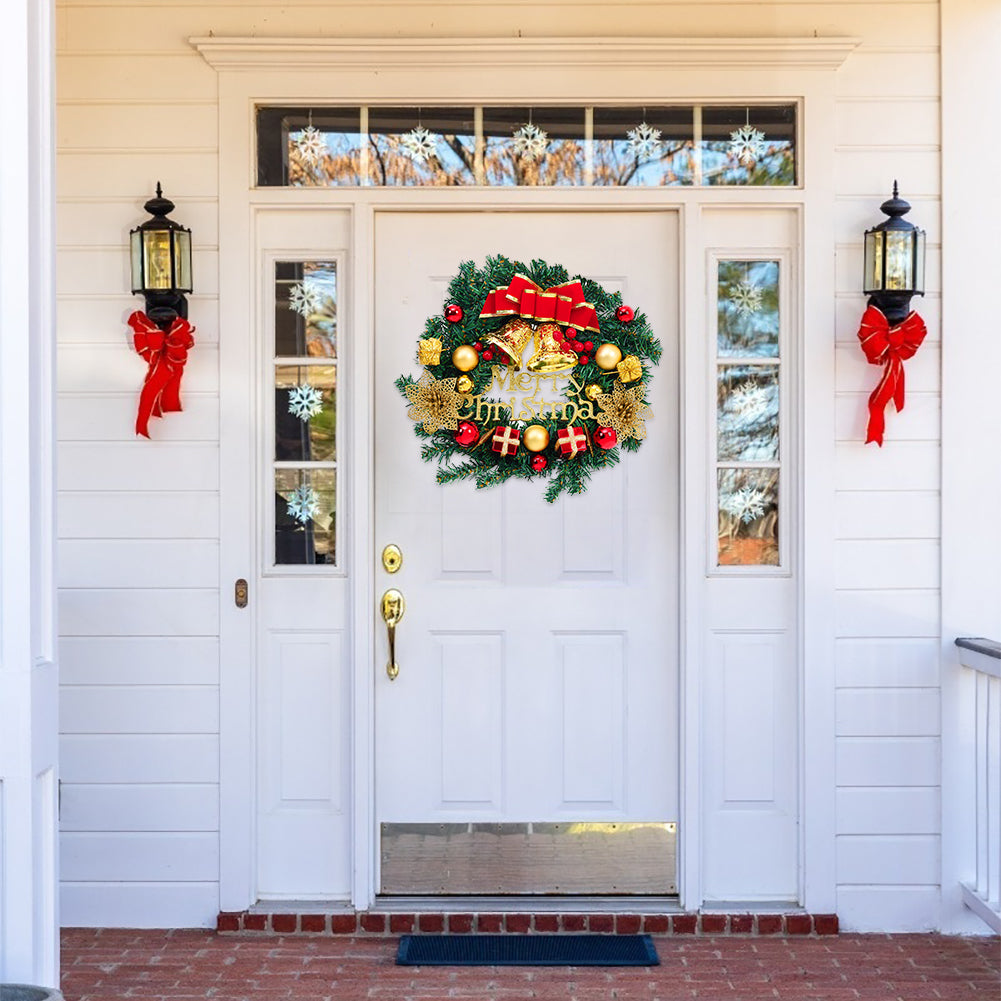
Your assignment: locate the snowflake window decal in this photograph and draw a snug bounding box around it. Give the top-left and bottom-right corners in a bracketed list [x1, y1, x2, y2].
[400, 125, 437, 164]
[720, 485, 768, 525]
[285, 483, 320, 524]
[287, 384, 324, 422]
[728, 380, 770, 422]
[626, 122, 662, 159]
[729, 124, 767, 166]
[288, 280, 323, 318]
[512, 122, 548, 161]
[730, 280, 763, 317]
[292, 125, 327, 166]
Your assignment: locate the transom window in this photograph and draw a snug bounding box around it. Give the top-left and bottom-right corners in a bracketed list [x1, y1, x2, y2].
[257, 105, 796, 187]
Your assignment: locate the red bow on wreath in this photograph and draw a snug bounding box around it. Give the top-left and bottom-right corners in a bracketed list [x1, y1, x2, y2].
[480, 274, 600, 334]
[128, 310, 195, 438]
[856, 305, 926, 447]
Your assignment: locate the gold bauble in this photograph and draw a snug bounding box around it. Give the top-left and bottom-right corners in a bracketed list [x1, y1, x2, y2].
[452, 345, 479, 372]
[522, 424, 550, 452]
[584, 383, 603, 401]
[456, 375, 474, 393]
[594, 343, 623, 371]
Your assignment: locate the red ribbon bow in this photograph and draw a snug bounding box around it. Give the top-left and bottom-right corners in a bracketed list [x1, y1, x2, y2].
[480, 273, 600, 334]
[128, 310, 195, 438]
[856, 305, 926, 447]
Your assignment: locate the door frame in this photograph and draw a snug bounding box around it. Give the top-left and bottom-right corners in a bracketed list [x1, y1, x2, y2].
[199, 34, 855, 913]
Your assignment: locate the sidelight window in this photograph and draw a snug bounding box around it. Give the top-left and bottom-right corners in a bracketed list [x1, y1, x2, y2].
[271, 261, 338, 566]
[714, 259, 782, 567]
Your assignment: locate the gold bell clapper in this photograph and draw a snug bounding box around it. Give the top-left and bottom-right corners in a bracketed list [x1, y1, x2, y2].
[484, 317, 534, 369]
[527, 323, 579, 374]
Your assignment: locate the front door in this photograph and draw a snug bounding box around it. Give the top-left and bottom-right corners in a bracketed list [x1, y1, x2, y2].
[374, 211, 680, 894]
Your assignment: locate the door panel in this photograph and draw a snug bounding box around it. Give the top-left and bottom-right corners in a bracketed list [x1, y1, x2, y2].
[254, 210, 352, 899]
[374, 211, 679, 893]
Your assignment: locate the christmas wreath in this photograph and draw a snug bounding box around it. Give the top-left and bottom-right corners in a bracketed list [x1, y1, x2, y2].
[395, 255, 661, 502]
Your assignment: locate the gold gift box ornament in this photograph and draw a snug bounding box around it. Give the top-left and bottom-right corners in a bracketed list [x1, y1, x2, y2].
[418, 337, 443, 366]
[616, 354, 642, 383]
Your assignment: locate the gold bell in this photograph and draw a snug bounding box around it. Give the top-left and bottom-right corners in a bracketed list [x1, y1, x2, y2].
[527, 323, 579, 374]
[484, 318, 534, 370]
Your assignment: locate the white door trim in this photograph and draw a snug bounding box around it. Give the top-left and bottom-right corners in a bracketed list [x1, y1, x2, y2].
[204, 36, 849, 913]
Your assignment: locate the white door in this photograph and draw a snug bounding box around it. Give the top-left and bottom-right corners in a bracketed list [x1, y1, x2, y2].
[374, 211, 680, 894]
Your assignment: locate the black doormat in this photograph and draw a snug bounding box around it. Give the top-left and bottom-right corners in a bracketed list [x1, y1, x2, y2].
[396, 933, 659, 967]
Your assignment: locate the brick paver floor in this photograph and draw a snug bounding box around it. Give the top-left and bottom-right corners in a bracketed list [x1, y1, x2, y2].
[60, 928, 1000, 1001]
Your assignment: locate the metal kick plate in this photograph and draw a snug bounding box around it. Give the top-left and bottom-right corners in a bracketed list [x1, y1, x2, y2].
[380, 821, 678, 895]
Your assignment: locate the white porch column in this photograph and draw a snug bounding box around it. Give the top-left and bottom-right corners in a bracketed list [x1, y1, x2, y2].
[0, 0, 59, 986]
[940, 0, 1001, 934]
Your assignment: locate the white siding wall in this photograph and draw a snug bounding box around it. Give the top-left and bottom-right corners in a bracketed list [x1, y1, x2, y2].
[56, 0, 943, 929]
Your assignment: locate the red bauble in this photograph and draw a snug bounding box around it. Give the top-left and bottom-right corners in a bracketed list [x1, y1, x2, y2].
[482, 349, 494, 361]
[573, 340, 585, 352]
[554, 330, 564, 342]
[474, 340, 483, 351]
[584, 340, 594, 352]
[616, 305, 635, 323]
[593, 425, 618, 450]
[445, 303, 464, 323]
[578, 355, 590, 365]
[454, 420, 479, 447]
[530, 454, 549, 473]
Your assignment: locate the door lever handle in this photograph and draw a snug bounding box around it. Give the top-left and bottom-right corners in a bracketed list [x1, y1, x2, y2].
[380, 588, 405, 680]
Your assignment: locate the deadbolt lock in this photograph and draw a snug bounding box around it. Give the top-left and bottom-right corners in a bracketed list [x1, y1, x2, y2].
[382, 543, 403, 574]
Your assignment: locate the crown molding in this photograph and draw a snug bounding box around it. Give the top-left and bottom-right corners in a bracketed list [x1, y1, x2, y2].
[190, 35, 860, 72]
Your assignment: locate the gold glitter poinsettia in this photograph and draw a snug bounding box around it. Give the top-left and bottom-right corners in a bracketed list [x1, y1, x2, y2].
[405, 370, 463, 433]
[595, 380, 652, 441]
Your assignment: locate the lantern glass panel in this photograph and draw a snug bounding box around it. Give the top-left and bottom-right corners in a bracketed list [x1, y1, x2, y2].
[913, 230, 926, 294]
[143, 229, 173, 289]
[864, 230, 884, 292]
[884, 230, 913, 290]
[130, 230, 143, 292]
[174, 229, 192, 292]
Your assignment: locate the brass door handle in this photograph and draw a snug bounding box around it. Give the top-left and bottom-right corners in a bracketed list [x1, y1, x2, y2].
[380, 588, 405, 680]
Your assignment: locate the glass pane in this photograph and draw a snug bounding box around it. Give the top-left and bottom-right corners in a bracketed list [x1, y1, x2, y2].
[701, 105, 796, 186]
[482, 107, 586, 186]
[143, 230, 173, 289]
[275, 261, 337, 358]
[367, 107, 476, 185]
[717, 366, 779, 461]
[592, 107, 695, 186]
[717, 260, 780, 357]
[174, 230, 192, 292]
[258, 107, 364, 186]
[275, 468, 336, 565]
[864, 231, 883, 292]
[717, 468, 779, 566]
[884, 231, 913, 290]
[275, 365, 337, 462]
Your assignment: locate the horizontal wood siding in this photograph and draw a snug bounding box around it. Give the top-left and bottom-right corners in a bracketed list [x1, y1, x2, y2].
[56, 0, 943, 929]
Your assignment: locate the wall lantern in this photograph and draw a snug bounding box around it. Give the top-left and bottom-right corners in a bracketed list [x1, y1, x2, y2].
[862, 180, 925, 325]
[130, 182, 192, 328]
[855, 181, 928, 447]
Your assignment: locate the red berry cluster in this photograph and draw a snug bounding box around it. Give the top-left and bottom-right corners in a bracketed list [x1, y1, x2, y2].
[470, 339, 501, 364]
[553, 328, 594, 366]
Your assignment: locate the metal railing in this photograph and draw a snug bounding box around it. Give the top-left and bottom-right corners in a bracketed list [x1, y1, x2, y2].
[956, 637, 1001, 933]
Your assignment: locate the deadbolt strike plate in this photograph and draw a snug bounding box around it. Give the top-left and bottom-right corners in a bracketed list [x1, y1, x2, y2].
[382, 544, 403, 574]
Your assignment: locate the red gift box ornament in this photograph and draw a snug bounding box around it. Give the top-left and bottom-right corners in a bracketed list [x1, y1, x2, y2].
[856, 304, 926, 447]
[490, 425, 521, 457]
[556, 425, 588, 458]
[128, 310, 195, 438]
